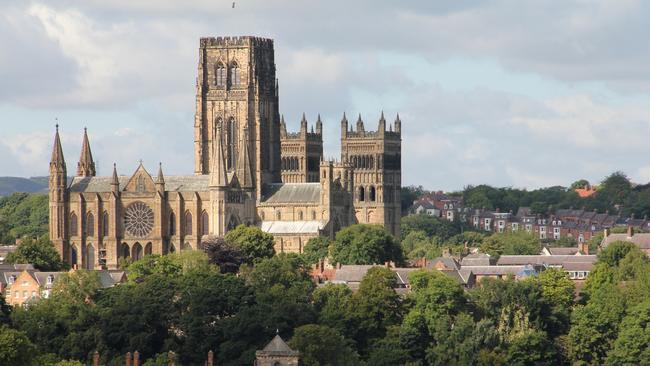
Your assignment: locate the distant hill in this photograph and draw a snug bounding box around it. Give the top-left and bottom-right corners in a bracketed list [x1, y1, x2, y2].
[0, 177, 49, 196]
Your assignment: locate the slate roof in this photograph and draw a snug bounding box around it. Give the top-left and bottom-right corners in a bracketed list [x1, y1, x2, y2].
[545, 247, 580, 255]
[601, 233, 650, 249]
[460, 253, 494, 266]
[260, 221, 324, 234]
[69, 175, 211, 193]
[497, 255, 597, 266]
[258, 335, 299, 356]
[261, 183, 320, 204]
[459, 265, 529, 277]
[427, 257, 460, 271]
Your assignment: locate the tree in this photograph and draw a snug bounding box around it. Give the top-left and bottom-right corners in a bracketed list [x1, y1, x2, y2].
[5, 236, 66, 271]
[288, 324, 361, 366]
[480, 231, 540, 258]
[51, 270, 101, 305]
[346, 267, 402, 355]
[401, 214, 459, 241]
[302, 236, 330, 265]
[598, 241, 639, 267]
[605, 299, 650, 365]
[0, 294, 10, 325]
[534, 268, 575, 310]
[312, 284, 352, 334]
[330, 224, 403, 265]
[127, 251, 213, 281]
[570, 179, 590, 190]
[0, 325, 36, 365]
[225, 225, 275, 263]
[0, 192, 48, 243]
[408, 270, 466, 317]
[505, 330, 557, 366]
[597, 172, 632, 206]
[203, 236, 245, 274]
[553, 236, 578, 247]
[401, 185, 426, 213]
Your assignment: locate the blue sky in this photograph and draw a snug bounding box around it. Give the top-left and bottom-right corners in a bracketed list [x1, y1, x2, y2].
[2, 0, 650, 191]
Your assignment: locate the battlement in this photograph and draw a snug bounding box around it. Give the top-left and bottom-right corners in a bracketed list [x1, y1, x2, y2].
[340, 112, 401, 140]
[280, 114, 323, 140]
[200, 36, 274, 49]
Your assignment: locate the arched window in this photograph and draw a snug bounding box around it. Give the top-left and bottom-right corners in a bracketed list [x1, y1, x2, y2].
[169, 212, 176, 236]
[230, 62, 240, 86]
[132, 242, 143, 261]
[185, 211, 193, 235]
[86, 244, 95, 270]
[298, 211, 303, 220]
[201, 211, 209, 236]
[358, 187, 365, 202]
[226, 118, 236, 170]
[369, 186, 376, 202]
[215, 62, 226, 87]
[70, 213, 78, 237]
[144, 242, 152, 256]
[276, 211, 281, 220]
[260, 211, 265, 220]
[121, 243, 130, 258]
[71, 245, 78, 266]
[102, 211, 109, 237]
[312, 211, 317, 220]
[86, 213, 95, 237]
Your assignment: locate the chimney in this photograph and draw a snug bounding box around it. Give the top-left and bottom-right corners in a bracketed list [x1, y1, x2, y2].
[125, 352, 132, 366]
[421, 256, 427, 268]
[604, 228, 610, 237]
[133, 351, 140, 366]
[207, 350, 214, 366]
[579, 241, 589, 255]
[627, 226, 634, 238]
[93, 351, 100, 366]
[168, 351, 176, 366]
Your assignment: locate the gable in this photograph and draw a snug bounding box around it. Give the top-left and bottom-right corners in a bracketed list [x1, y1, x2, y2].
[123, 164, 156, 193]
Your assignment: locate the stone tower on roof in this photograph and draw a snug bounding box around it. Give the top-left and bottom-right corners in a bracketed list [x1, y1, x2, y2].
[255, 334, 299, 366]
[279, 113, 323, 183]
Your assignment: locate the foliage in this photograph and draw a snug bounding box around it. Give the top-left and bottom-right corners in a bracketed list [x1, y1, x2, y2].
[480, 231, 540, 258]
[597, 241, 639, 267]
[312, 284, 352, 334]
[401, 185, 426, 213]
[202, 236, 245, 274]
[301, 236, 330, 265]
[5, 235, 67, 271]
[533, 268, 575, 310]
[605, 299, 650, 365]
[401, 214, 460, 241]
[127, 251, 213, 281]
[330, 224, 404, 265]
[288, 324, 361, 366]
[0, 192, 48, 244]
[224, 224, 275, 263]
[0, 325, 36, 366]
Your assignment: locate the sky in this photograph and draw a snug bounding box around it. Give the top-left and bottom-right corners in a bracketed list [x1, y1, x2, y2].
[1, 0, 650, 191]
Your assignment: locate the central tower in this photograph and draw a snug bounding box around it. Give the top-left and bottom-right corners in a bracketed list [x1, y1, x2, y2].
[194, 36, 282, 198]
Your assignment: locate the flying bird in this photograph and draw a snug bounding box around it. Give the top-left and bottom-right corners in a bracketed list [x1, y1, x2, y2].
[232, 2, 235, 8]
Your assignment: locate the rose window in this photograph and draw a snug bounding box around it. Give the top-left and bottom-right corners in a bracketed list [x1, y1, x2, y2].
[124, 202, 154, 238]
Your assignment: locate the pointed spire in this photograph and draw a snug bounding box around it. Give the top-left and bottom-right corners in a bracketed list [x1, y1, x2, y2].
[341, 112, 348, 123]
[238, 125, 254, 188]
[378, 110, 386, 132]
[50, 124, 66, 168]
[340, 112, 348, 137]
[157, 162, 165, 184]
[111, 163, 120, 192]
[77, 127, 96, 177]
[394, 113, 402, 134]
[356, 113, 365, 132]
[300, 112, 308, 133]
[210, 124, 228, 187]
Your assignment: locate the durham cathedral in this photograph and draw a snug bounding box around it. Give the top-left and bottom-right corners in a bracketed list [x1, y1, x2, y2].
[48, 36, 402, 270]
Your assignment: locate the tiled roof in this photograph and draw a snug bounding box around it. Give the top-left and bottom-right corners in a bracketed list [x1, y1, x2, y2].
[459, 265, 528, 277]
[259, 335, 299, 356]
[601, 233, 650, 249]
[69, 175, 211, 193]
[260, 221, 324, 234]
[460, 253, 493, 266]
[261, 183, 320, 204]
[427, 257, 460, 271]
[497, 255, 597, 266]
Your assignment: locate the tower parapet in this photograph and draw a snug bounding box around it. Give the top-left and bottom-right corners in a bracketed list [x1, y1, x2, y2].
[280, 114, 324, 183]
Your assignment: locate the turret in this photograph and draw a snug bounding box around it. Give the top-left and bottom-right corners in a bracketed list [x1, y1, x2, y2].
[316, 114, 323, 135]
[50, 124, 67, 189]
[394, 113, 401, 134]
[340, 112, 348, 138]
[48, 124, 67, 259]
[378, 111, 386, 134]
[111, 163, 120, 193]
[156, 163, 165, 193]
[280, 115, 287, 138]
[300, 113, 308, 136]
[356, 114, 365, 133]
[76, 127, 96, 177]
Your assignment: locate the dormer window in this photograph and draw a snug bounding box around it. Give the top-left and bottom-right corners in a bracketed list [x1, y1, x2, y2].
[47, 275, 54, 285]
[8, 275, 15, 285]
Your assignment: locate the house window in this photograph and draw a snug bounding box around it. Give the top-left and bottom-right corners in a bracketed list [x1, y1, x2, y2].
[47, 275, 54, 285]
[8, 275, 15, 285]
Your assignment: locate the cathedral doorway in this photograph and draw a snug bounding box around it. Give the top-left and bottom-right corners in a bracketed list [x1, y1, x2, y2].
[71, 245, 78, 267]
[132, 242, 143, 261]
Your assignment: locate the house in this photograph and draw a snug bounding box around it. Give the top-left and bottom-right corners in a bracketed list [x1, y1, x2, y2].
[0, 246, 17, 264]
[496, 254, 596, 281]
[601, 226, 650, 256]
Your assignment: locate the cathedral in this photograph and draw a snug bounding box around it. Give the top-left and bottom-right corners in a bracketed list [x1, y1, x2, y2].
[48, 36, 402, 270]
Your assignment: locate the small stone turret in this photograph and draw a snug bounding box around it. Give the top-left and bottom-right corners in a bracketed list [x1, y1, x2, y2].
[77, 127, 96, 177]
[49, 124, 68, 259]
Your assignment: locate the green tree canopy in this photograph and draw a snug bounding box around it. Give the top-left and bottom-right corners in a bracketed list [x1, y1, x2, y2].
[605, 299, 650, 365]
[224, 225, 275, 263]
[401, 214, 460, 241]
[288, 324, 361, 366]
[0, 192, 48, 244]
[0, 325, 36, 366]
[5, 236, 66, 271]
[301, 236, 330, 265]
[480, 231, 540, 258]
[330, 224, 403, 265]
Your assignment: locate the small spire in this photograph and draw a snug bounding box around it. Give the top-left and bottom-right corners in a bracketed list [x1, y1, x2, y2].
[341, 112, 348, 122]
[111, 163, 119, 192]
[380, 110, 385, 121]
[157, 162, 165, 184]
[77, 127, 96, 177]
[301, 112, 307, 123]
[280, 114, 285, 124]
[317, 114, 322, 123]
[395, 113, 401, 123]
[357, 113, 362, 123]
[50, 123, 66, 168]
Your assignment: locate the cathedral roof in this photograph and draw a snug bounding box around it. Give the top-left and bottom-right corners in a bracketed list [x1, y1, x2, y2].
[260, 221, 324, 235]
[261, 183, 320, 204]
[69, 175, 211, 193]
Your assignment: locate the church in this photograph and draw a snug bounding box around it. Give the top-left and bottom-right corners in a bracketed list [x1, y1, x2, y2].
[48, 36, 402, 270]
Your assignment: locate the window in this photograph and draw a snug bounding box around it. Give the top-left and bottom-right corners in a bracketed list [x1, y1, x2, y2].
[369, 186, 376, 202]
[230, 62, 240, 86]
[70, 213, 78, 236]
[8, 275, 15, 285]
[276, 211, 281, 220]
[215, 62, 226, 86]
[358, 187, 365, 202]
[102, 211, 109, 237]
[46, 275, 54, 285]
[185, 212, 193, 235]
[169, 212, 176, 236]
[201, 211, 209, 236]
[298, 211, 303, 220]
[226, 118, 236, 170]
[86, 213, 95, 237]
[312, 211, 317, 220]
